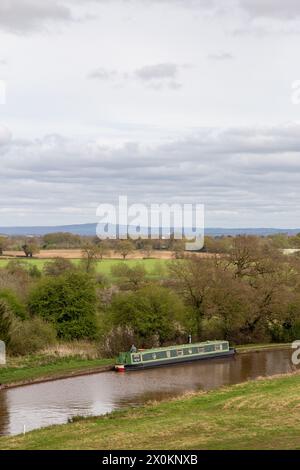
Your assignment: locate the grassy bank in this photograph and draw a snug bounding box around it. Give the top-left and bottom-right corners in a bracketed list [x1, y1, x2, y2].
[0, 343, 290, 387]
[0, 355, 113, 387]
[1, 371, 300, 450]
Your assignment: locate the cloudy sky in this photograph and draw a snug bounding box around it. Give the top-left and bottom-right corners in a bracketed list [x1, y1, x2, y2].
[1, 0, 300, 228]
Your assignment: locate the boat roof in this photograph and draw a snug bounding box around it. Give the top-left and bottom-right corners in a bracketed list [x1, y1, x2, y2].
[125, 340, 228, 355]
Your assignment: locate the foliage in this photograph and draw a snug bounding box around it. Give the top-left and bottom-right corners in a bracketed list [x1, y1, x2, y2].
[108, 285, 187, 345]
[9, 318, 57, 355]
[110, 263, 146, 289]
[115, 240, 134, 259]
[0, 299, 13, 345]
[43, 258, 74, 276]
[28, 271, 98, 340]
[0, 289, 26, 319]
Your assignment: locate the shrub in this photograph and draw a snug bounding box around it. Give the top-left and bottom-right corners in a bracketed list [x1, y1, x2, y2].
[28, 271, 98, 340]
[0, 289, 26, 319]
[108, 285, 188, 346]
[9, 317, 56, 355]
[0, 299, 13, 346]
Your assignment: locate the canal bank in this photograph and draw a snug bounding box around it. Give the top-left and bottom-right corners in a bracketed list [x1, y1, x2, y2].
[1, 370, 300, 450]
[0, 357, 114, 390]
[0, 347, 297, 436]
[0, 343, 291, 389]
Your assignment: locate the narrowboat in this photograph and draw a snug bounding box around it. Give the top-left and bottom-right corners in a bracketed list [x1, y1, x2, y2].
[115, 340, 235, 371]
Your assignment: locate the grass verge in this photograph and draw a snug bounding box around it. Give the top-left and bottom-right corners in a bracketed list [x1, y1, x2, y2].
[0, 356, 113, 387]
[1, 371, 300, 449]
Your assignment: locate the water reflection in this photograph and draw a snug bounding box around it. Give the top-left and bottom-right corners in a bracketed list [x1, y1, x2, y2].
[0, 349, 297, 436]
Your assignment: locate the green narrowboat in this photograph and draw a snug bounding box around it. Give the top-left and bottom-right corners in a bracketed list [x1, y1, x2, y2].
[115, 340, 235, 371]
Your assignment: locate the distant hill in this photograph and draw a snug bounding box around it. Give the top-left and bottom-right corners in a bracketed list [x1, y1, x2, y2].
[0, 223, 299, 237]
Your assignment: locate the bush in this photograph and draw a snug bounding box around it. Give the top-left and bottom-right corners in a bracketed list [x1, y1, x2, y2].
[43, 258, 75, 277]
[9, 317, 57, 355]
[269, 321, 300, 343]
[108, 285, 188, 346]
[0, 299, 13, 346]
[28, 271, 98, 340]
[0, 289, 26, 319]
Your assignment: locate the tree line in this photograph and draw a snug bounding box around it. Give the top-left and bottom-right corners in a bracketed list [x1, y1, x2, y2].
[1, 235, 300, 357]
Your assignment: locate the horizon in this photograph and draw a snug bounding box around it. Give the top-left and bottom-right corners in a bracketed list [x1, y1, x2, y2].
[1, 1, 300, 227]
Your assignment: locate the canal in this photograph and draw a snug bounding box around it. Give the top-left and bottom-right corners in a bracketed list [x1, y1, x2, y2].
[0, 348, 298, 436]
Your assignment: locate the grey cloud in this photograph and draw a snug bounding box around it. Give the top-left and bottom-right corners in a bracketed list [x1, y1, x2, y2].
[88, 68, 117, 80]
[0, 0, 73, 34]
[238, 0, 300, 20]
[88, 63, 183, 90]
[135, 63, 182, 90]
[207, 52, 234, 61]
[135, 63, 178, 81]
[1, 124, 300, 225]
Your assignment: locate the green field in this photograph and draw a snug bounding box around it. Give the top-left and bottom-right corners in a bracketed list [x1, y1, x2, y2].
[0, 258, 170, 280]
[1, 371, 300, 450]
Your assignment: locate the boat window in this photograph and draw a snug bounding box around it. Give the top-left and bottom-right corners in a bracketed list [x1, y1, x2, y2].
[177, 350, 183, 356]
[198, 347, 205, 353]
[215, 344, 221, 351]
[222, 343, 228, 350]
[142, 353, 153, 361]
[205, 345, 215, 353]
[142, 351, 167, 361]
[132, 354, 141, 363]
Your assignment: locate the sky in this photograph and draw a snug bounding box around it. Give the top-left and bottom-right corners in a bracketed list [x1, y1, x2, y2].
[1, 0, 300, 228]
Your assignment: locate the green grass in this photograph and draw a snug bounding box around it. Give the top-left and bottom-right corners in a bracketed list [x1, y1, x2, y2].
[0, 258, 170, 280]
[1, 371, 300, 449]
[0, 356, 113, 386]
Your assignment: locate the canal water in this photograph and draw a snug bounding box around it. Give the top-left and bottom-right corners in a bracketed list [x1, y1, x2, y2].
[0, 348, 298, 436]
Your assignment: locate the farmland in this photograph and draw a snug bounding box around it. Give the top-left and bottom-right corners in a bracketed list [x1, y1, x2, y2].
[0, 256, 171, 280]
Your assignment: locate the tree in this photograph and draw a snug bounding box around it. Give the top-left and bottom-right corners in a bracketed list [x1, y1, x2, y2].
[142, 239, 153, 258]
[169, 256, 216, 338]
[0, 299, 12, 346]
[44, 258, 74, 277]
[171, 239, 185, 259]
[28, 271, 98, 340]
[42, 232, 82, 249]
[109, 285, 187, 346]
[22, 241, 40, 258]
[111, 263, 146, 290]
[115, 240, 134, 260]
[0, 236, 8, 256]
[81, 244, 103, 273]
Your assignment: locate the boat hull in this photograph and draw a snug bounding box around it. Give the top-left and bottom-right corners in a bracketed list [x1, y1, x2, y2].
[120, 348, 236, 371]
